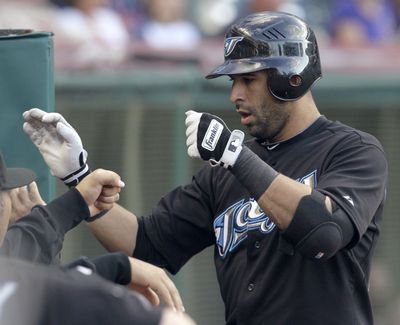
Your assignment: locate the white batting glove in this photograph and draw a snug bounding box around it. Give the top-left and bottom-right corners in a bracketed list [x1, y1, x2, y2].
[23, 108, 90, 187]
[185, 110, 244, 168]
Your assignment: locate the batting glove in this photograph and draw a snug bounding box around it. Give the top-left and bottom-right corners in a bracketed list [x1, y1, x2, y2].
[185, 110, 244, 168]
[23, 108, 90, 187]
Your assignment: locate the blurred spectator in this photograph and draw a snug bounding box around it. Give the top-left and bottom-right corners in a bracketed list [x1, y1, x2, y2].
[53, 0, 130, 69]
[109, 0, 147, 41]
[329, 0, 398, 46]
[0, 0, 57, 31]
[248, 0, 305, 19]
[137, 0, 201, 50]
[192, 0, 244, 38]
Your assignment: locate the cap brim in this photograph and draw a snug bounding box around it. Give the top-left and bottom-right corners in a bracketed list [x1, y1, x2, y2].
[205, 59, 269, 79]
[2, 168, 36, 190]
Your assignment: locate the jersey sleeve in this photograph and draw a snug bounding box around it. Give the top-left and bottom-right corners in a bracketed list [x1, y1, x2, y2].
[317, 134, 388, 245]
[0, 188, 90, 264]
[134, 165, 216, 274]
[62, 252, 131, 285]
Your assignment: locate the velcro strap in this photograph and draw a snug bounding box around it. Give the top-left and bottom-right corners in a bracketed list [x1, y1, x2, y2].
[220, 129, 245, 168]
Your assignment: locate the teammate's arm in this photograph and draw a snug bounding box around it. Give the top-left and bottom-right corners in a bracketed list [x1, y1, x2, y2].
[86, 204, 139, 255]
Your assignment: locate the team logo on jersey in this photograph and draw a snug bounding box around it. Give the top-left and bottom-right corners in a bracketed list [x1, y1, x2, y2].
[224, 36, 244, 57]
[202, 119, 223, 151]
[214, 199, 275, 258]
[214, 169, 318, 258]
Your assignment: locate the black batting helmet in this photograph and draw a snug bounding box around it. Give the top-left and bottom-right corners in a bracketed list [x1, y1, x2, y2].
[206, 11, 322, 101]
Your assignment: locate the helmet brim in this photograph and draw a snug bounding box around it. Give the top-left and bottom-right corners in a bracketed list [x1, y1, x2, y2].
[205, 59, 270, 79]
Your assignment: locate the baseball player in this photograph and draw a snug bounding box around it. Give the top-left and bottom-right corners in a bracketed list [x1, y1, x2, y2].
[25, 11, 388, 325]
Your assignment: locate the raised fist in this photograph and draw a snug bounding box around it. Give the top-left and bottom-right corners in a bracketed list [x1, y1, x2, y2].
[185, 110, 244, 168]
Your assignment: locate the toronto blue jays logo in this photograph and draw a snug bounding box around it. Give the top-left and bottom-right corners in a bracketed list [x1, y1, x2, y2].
[214, 170, 318, 258]
[224, 36, 244, 57]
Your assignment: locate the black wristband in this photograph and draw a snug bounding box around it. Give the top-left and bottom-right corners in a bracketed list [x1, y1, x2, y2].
[231, 146, 278, 200]
[85, 210, 108, 222]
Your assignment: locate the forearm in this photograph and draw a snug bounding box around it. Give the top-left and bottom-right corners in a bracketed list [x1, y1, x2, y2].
[232, 146, 318, 230]
[1, 188, 89, 263]
[63, 252, 131, 285]
[258, 174, 312, 229]
[87, 203, 139, 255]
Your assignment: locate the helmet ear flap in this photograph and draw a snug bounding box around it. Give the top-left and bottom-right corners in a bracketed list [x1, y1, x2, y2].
[267, 69, 308, 101]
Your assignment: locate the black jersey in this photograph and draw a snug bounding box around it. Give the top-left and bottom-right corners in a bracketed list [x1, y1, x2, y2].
[135, 116, 388, 325]
[0, 257, 161, 325]
[0, 188, 89, 264]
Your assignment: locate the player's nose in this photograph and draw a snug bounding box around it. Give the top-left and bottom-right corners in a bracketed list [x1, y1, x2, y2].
[230, 80, 245, 104]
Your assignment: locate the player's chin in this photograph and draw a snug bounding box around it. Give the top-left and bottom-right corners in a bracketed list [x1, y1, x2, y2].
[247, 126, 265, 139]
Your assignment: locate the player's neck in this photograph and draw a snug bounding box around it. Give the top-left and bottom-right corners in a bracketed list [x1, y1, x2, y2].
[274, 93, 320, 143]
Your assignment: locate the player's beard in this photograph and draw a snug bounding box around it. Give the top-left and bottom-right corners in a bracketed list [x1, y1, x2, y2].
[245, 97, 290, 142]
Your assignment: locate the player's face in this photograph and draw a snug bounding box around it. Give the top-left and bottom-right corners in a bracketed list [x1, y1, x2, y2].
[229, 71, 290, 142]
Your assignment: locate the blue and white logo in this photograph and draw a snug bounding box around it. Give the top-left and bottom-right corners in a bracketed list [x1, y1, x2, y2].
[224, 36, 244, 57]
[214, 198, 275, 258]
[214, 169, 318, 258]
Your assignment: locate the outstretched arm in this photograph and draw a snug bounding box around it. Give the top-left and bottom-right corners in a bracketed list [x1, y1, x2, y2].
[87, 204, 139, 255]
[1, 169, 124, 263]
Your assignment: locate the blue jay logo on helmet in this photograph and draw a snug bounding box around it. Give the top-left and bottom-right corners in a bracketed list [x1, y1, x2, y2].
[224, 36, 244, 57]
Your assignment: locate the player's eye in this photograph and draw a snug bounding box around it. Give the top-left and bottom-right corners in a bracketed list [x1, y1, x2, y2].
[243, 77, 255, 84]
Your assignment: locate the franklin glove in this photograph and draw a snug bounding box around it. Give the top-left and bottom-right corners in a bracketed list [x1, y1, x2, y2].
[185, 110, 244, 168]
[23, 108, 90, 187]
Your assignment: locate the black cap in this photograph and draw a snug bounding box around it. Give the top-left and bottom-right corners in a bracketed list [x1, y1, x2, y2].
[0, 154, 36, 190]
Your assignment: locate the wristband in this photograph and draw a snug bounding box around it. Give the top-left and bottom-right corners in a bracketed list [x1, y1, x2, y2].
[85, 210, 108, 223]
[231, 146, 278, 200]
[62, 164, 90, 188]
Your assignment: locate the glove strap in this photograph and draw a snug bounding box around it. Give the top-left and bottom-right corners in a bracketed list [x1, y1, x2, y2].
[219, 129, 245, 168]
[62, 163, 91, 187]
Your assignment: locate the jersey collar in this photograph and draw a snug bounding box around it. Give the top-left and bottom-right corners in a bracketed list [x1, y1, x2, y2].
[258, 115, 329, 150]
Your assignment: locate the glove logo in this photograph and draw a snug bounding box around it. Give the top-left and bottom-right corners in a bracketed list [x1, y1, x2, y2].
[202, 119, 223, 151]
[228, 136, 241, 153]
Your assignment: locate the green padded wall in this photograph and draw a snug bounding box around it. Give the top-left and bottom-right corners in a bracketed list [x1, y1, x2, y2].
[0, 30, 54, 200]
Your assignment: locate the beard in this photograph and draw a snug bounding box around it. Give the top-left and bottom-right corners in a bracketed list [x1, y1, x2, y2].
[246, 100, 290, 142]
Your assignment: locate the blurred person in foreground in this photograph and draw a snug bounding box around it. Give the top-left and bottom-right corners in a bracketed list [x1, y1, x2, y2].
[0, 151, 193, 324]
[25, 11, 388, 325]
